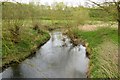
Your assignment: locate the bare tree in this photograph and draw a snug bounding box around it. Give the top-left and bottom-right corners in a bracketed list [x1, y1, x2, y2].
[88, 0, 120, 34]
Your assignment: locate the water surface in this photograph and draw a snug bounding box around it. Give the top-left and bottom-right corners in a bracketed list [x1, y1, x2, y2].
[1, 31, 89, 78]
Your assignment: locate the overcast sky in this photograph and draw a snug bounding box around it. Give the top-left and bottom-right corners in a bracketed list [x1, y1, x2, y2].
[0, 0, 114, 6]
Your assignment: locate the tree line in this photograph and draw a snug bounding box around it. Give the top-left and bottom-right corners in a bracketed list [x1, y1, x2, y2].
[2, 1, 117, 22]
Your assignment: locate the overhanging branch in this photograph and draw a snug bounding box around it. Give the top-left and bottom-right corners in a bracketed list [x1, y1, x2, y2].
[88, 0, 113, 14]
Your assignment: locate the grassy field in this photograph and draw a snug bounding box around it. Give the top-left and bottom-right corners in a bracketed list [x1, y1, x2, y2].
[1, 19, 73, 70]
[67, 25, 118, 78]
[2, 20, 50, 69]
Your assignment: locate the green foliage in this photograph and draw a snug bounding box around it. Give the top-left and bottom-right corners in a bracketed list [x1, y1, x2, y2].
[88, 4, 117, 21]
[2, 2, 89, 25]
[72, 7, 89, 25]
[2, 1, 117, 23]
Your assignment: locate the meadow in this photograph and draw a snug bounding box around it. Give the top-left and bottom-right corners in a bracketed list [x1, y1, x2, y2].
[1, 1, 119, 78]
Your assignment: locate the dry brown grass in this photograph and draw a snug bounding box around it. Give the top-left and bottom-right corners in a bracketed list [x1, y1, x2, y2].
[96, 41, 118, 78]
[78, 22, 118, 31]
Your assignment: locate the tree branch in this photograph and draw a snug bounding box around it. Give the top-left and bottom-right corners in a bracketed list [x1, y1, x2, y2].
[88, 0, 112, 13]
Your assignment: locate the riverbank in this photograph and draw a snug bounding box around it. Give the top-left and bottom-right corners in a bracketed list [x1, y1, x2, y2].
[2, 31, 89, 78]
[2, 32, 50, 71]
[67, 26, 118, 78]
[2, 20, 50, 71]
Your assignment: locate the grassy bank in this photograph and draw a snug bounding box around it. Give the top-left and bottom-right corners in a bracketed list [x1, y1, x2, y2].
[67, 27, 118, 78]
[2, 20, 50, 70]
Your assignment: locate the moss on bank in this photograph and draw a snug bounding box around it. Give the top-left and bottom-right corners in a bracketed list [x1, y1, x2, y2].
[67, 27, 118, 78]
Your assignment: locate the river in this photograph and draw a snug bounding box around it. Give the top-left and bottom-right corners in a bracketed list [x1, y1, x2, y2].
[1, 31, 89, 78]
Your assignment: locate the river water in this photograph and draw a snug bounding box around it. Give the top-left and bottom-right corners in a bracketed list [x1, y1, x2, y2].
[1, 31, 89, 78]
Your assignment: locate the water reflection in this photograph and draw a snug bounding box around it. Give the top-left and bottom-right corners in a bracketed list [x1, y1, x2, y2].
[1, 31, 89, 78]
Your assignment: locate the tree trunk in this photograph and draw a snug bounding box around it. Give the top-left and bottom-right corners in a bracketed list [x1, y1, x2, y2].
[118, 2, 120, 76]
[118, 1, 120, 35]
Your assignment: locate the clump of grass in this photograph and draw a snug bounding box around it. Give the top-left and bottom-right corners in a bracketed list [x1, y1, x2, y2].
[2, 20, 50, 69]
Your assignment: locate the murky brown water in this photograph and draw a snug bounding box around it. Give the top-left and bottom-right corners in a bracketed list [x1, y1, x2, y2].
[1, 31, 89, 78]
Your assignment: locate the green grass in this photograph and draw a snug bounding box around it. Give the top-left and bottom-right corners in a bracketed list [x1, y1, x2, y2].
[68, 27, 118, 78]
[71, 27, 118, 47]
[2, 20, 50, 68]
